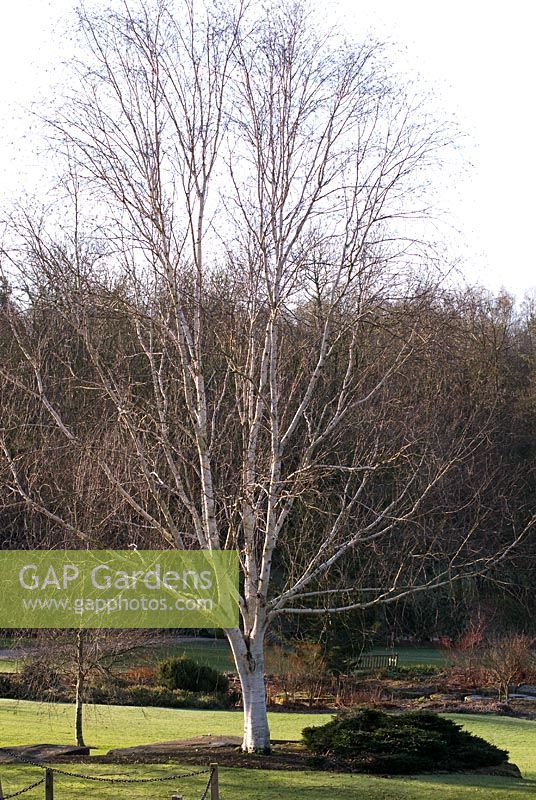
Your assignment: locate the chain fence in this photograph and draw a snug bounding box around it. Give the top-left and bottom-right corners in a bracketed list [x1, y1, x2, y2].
[0, 748, 217, 800]
[1, 777, 45, 799]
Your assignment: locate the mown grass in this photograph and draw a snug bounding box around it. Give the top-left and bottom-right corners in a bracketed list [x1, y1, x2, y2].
[1, 701, 535, 799]
[0, 658, 19, 673]
[446, 714, 536, 779]
[0, 637, 235, 674]
[2, 762, 535, 800]
[138, 642, 452, 672]
[0, 699, 330, 754]
[0, 637, 450, 674]
[143, 642, 451, 671]
[129, 638, 235, 673]
[370, 645, 450, 667]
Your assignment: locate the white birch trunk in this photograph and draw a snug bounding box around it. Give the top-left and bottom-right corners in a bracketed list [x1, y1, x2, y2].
[227, 629, 271, 753]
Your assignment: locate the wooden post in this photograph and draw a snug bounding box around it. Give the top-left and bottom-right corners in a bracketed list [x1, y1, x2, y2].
[45, 768, 54, 800]
[209, 763, 219, 800]
[0, 777, 4, 800]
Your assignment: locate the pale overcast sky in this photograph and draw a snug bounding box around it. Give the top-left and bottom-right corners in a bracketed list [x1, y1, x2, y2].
[0, 0, 534, 296]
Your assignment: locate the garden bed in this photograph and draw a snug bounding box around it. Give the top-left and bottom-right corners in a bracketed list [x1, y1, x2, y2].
[28, 736, 520, 778]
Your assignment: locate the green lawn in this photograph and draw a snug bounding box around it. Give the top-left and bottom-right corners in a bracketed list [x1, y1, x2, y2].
[0, 636, 452, 676]
[370, 646, 450, 667]
[131, 638, 235, 673]
[0, 636, 235, 674]
[0, 700, 329, 754]
[0, 658, 19, 673]
[2, 762, 535, 800]
[1, 701, 535, 799]
[151, 642, 451, 671]
[150, 642, 451, 671]
[0, 639, 451, 676]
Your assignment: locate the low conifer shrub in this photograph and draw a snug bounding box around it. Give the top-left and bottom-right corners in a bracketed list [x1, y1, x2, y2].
[302, 709, 508, 773]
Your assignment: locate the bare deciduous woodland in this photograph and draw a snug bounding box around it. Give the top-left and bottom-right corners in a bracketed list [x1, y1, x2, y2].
[1, 1, 535, 752]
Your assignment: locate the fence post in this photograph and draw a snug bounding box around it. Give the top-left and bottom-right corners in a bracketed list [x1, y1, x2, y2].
[45, 769, 54, 800]
[0, 777, 4, 800]
[209, 763, 219, 800]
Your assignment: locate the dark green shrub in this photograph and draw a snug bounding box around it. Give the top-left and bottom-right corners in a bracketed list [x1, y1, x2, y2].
[156, 656, 229, 693]
[126, 685, 177, 707]
[12, 681, 67, 702]
[383, 665, 440, 678]
[194, 692, 234, 710]
[0, 673, 14, 697]
[19, 660, 62, 690]
[87, 683, 231, 710]
[302, 709, 508, 774]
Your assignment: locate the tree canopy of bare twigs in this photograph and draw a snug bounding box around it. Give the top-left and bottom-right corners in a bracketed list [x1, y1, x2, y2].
[0, 0, 535, 752]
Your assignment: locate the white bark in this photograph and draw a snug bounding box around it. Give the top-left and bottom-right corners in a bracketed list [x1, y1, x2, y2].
[227, 628, 270, 753]
[3, 0, 531, 759]
[240, 663, 270, 754]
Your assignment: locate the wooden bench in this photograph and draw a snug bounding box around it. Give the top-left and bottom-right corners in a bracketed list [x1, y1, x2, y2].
[352, 653, 399, 670]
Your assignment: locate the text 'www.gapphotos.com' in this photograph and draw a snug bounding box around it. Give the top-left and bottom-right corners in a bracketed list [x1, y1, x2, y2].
[21, 595, 214, 615]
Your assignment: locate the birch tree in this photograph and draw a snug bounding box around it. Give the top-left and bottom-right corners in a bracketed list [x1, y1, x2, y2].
[19, 628, 151, 747]
[1, 0, 534, 753]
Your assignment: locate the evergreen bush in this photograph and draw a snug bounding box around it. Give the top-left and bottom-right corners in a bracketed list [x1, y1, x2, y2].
[302, 708, 508, 773]
[156, 656, 229, 693]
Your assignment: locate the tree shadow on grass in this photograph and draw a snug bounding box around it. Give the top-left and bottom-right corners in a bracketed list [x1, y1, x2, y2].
[218, 768, 536, 800]
[417, 774, 536, 794]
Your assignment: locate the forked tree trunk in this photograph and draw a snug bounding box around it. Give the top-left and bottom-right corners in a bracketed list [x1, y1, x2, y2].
[227, 629, 271, 753]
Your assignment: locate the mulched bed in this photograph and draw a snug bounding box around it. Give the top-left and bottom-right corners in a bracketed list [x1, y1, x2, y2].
[8, 738, 520, 778]
[1, 739, 313, 772]
[97, 738, 311, 772]
[0, 745, 90, 763]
